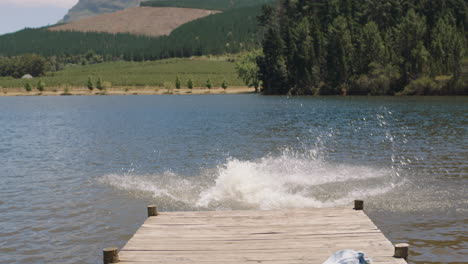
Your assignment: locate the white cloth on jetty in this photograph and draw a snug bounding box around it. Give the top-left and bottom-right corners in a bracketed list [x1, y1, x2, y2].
[323, 250, 371, 264]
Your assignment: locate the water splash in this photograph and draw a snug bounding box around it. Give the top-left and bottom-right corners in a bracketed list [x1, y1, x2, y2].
[99, 147, 400, 211]
[99, 109, 414, 211]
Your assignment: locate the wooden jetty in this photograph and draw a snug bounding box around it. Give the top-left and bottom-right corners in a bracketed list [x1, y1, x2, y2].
[104, 201, 409, 264]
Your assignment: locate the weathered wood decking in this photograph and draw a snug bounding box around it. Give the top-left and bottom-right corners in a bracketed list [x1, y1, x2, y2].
[111, 205, 408, 264]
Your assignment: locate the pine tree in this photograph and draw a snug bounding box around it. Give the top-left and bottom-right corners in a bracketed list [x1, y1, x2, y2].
[396, 9, 429, 82]
[96, 77, 103, 91]
[24, 82, 32, 92]
[280, 0, 299, 88]
[292, 17, 316, 93]
[326, 16, 354, 89]
[36, 80, 45, 92]
[87, 77, 94, 91]
[359, 22, 387, 73]
[430, 13, 466, 79]
[258, 27, 288, 94]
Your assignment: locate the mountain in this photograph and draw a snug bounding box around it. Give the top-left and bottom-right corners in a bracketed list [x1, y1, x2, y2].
[61, 0, 141, 23]
[51, 7, 219, 37]
[60, 0, 273, 23]
[0, 0, 273, 60]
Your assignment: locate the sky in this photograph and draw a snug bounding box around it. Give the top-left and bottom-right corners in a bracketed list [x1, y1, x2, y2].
[0, 0, 78, 35]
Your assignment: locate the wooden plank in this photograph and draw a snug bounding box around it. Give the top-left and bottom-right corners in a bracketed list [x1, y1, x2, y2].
[122, 239, 390, 250]
[123, 233, 385, 243]
[114, 208, 407, 264]
[118, 251, 406, 262]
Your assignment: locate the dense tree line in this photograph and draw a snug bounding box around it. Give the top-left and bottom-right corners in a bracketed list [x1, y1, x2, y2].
[0, 51, 107, 78]
[0, 54, 47, 78]
[258, 0, 467, 95]
[0, 28, 158, 59]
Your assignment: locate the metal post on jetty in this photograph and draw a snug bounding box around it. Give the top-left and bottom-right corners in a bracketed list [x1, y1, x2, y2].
[102, 200, 409, 264]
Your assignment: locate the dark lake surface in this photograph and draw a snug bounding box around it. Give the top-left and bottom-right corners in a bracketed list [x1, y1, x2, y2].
[0, 95, 466, 264]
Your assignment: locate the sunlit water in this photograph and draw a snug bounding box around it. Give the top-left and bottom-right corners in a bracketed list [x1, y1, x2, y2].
[0, 95, 466, 264]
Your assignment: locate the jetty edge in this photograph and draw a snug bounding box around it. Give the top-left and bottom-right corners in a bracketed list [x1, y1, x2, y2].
[103, 200, 409, 264]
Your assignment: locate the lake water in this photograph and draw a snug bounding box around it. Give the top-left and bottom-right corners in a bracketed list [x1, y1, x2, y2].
[0, 95, 466, 264]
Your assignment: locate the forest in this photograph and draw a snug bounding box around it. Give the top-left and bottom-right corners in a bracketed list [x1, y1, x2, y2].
[257, 0, 467, 95]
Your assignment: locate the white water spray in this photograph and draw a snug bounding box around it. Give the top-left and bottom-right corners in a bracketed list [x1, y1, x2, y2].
[99, 147, 400, 210]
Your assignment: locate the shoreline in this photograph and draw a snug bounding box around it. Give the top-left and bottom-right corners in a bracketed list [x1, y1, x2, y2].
[0, 86, 256, 96]
[2, 86, 465, 97]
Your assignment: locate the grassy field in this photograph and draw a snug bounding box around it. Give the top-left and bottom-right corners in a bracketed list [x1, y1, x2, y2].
[0, 56, 244, 90]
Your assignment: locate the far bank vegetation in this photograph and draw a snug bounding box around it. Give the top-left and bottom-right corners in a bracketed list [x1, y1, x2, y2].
[0, 57, 244, 89]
